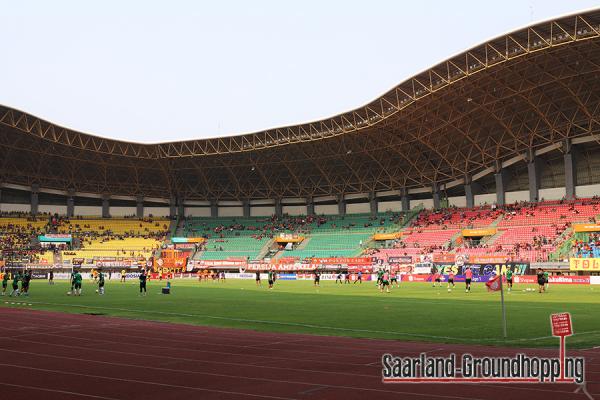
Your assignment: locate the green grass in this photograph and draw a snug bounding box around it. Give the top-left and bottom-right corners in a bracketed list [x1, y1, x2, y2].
[2, 279, 599, 348]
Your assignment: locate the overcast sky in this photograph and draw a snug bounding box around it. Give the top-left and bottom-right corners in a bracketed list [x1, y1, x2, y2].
[0, 0, 598, 142]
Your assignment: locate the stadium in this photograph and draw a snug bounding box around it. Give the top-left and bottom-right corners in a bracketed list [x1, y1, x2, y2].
[1, 8, 600, 400]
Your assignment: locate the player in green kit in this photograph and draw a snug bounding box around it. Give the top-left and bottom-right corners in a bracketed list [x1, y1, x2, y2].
[376, 269, 384, 290]
[1, 271, 9, 296]
[543, 270, 549, 292]
[267, 269, 274, 289]
[10, 271, 21, 297]
[97, 269, 105, 295]
[68, 270, 76, 295]
[505, 269, 513, 292]
[73, 270, 83, 296]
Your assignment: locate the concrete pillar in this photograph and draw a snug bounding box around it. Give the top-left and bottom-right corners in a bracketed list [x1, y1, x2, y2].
[495, 169, 507, 206]
[401, 188, 410, 211]
[177, 197, 185, 218]
[337, 196, 346, 216]
[136, 195, 144, 218]
[243, 200, 250, 218]
[169, 196, 177, 218]
[30, 184, 39, 215]
[432, 184, 441, 210]
[464, 177, 475, 209]
[369, 192, 378, 216]
[528, 154, 540, 202]
[101, 194, 110, 218]
[306, 197, 314, 216]
[275, 199, 283, 218]
[210, 200, 218, 218]
[67, 190, 75, 217]
[564, 140, 577, 199]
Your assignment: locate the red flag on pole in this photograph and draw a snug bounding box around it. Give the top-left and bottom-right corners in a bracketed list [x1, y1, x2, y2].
[486, 275, 502, 291]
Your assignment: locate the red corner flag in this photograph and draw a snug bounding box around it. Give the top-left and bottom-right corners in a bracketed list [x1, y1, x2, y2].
[486, 275, 502, 291]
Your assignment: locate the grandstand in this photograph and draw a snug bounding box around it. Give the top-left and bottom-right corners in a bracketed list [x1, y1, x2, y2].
[0, 10, 597, 270]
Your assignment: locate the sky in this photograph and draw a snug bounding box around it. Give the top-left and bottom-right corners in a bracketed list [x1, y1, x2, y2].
[0, 0, 598, 143]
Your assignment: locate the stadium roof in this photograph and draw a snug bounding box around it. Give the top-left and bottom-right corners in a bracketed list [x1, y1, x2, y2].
[1, 9, 599, 201]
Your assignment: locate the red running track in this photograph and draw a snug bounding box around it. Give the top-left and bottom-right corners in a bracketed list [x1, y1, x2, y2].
[0, 307, 597, 400]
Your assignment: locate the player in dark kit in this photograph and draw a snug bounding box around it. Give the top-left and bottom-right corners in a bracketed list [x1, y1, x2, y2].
[354, 271, 362, 284]
[313, 270, 321, 287]
[1, 271, 9, 296]
[255, 271, 261, 286]
[139, 269, 147, 296]
[267, 269, 274, 289]
[97, 270, 105, 295]
[505, 269, 513, 292]
[21, 270, 31, 296]
[72, 270, 83, 296]
[537, 268, 545, 293]
[10, 271, 21, 297]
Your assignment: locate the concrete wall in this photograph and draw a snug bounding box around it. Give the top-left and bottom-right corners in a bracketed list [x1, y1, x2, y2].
[282, 205, 307, 215]
[184, 207, 211, 217]
[0, 203, 31, 213]
[474, 193, 496, 206]
[38, 205, 67, 215]
[218, 207, 244, 217]
[73, 206, 102, 216]
[377, 200, 402, 213]
[110, 207, 137, 217]
[314, 204, 338, 215]
[448, 196, 467, 208]
[346, 202, 370, 214]
[250, 206, 275, 217]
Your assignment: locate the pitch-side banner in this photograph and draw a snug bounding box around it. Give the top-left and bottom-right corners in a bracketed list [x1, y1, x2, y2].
[569, 258, 600, 271]
[433, 262, 530, 276]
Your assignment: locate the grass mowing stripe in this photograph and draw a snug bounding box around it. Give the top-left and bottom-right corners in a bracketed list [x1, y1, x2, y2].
[21, 300, 600, 344]
[2, 279, 599, 348]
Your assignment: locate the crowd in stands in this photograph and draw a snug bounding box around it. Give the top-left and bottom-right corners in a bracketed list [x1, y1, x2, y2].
[573, 234, 600, 258]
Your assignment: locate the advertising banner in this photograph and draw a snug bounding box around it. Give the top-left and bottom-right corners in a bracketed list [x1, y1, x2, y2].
[310, 257, 372, 266]
[461, 228, 497, 237]
[572, 224, 600, 233]
[387, 256, 413, 264]
[514, 275, 590, 285]
[433, 262, 529, 276]
[569, 258, 600, 271]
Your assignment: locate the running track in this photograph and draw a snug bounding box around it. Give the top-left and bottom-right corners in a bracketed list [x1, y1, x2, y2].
[0, 308, 597, 400]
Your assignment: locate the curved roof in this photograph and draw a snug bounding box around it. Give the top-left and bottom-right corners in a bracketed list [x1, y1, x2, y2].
[0, 9, 599, 200]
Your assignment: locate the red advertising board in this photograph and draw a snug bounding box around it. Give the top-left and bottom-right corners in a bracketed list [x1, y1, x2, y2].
[432, 254, 456, 263]
[551, 313, 573, 337]
[311, 257, 372, 266]
[513, 275, 590, 285]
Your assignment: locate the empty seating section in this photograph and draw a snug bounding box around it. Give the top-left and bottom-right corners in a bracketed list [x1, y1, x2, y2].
[498, 203, 598, 227]
[61, 237, 161, 262]
[280, 233, 370, 260]
[401, 229, 459, 247]
[411, 208, 499, 229]
[200, 236, 266, 260]
[184, 213, 404, 261]
[58, 218, 169, 235]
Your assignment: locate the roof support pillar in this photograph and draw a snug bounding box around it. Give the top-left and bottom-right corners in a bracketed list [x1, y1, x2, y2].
[464, 176, 475, 209]
[306, 197, 314, 216]
[67, 189, 75, 217]
[243, 200, 250, 218]
[527, 151, 540, 203]
[495, 167, 507, 206]
[564, 140, 577, 200]
[369, 192, 378, 216]
[30, 184, 39, 215]
[401, 188, 410, 212]
[136, 195, 144, 218]
[101, 194, 110, 218]
[169, 196, 177, 219]
[432, 183, 441, 210]
[177, 197, 185, 218]
[210, 200, 218, 218]
[337, 196, 346, 216]
[275, 198, 283, 218]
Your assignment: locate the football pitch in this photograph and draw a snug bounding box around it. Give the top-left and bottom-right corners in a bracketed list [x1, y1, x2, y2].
[2, 278, 599, 348]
